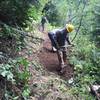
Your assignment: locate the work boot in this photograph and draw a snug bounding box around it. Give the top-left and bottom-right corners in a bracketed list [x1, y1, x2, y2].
[60, 64, 66, 74]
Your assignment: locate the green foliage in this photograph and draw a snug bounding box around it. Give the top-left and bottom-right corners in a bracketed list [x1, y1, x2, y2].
[27, 6, 40, 20]
[0, 0, 47, 27]
[42, 1, 60, 25]
[0, 0, 30, 26]
[70, 86, 95, 100]
[0, 64, 15, 82]
[0, 24, 25, 51]
[0, 57, 31, 84]
[1, 24, 20, 38]
[22, 85, 30, 99]
[68, 3, 100, 99]
[0, 57, 31, 99]
[69, 34, 100, 98]
[92, 2, 100, 45]
[16, 57, 31, 85]
[42, 0, 92, 26]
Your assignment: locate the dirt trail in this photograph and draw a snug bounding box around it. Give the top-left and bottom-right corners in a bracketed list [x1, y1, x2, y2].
[38, 32, 74, 79]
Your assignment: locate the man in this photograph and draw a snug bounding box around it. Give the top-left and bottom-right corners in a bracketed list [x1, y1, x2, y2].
[48, 24, 74, 72]
[41, 15, 48, 32]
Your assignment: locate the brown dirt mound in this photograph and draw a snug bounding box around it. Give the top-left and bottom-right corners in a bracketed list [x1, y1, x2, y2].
[38, 33, 74, 79]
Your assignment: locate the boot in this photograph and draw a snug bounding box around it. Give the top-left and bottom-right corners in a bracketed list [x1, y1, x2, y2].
[60, 63, 66, 74]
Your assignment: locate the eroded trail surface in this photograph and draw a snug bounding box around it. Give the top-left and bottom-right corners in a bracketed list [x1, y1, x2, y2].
[38, 33, 74, 79]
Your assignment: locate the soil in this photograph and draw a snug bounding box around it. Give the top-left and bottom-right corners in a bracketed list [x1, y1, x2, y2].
[38, 32, 74, 79]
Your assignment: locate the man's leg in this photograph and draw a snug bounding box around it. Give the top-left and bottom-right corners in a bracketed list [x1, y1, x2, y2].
[41, 23, 44, 32]
[48, 33, 57, 52]
[57, 48, 67, 73]
[57, 50, 64, 68]
[62, 47, 67, 64]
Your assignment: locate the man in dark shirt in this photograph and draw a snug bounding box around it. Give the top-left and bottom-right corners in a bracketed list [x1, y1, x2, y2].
[41, 15, 48, 32]
[48, 24, 74, 72]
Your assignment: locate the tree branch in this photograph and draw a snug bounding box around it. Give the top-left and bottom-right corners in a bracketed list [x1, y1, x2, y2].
[71, 1, 87, 42]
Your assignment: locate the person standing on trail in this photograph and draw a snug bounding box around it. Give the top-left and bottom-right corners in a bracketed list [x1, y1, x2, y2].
[48, 24, 74, 72]
[40, 14, 48, 32]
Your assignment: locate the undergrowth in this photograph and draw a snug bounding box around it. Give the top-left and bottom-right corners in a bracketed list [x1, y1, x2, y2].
[69, 34, 100, 99]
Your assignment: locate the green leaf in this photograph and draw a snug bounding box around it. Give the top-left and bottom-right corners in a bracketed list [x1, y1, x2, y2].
[22, 88, 30, 97]
[1, 70, 8, 77]
[13, 96, 19, 100]
[7, 72, 13, 80]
